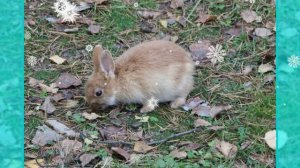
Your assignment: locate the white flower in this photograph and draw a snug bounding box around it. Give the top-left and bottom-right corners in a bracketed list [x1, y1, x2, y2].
[25, 31, 31, 40]
[147, 97, 158, 109]
[206, 44, 227, 65]
[27, 56, 37, 67]
[85, 44, 93, 52]
[133, 2, 139, 8]
[53, 0, 79, 22]
[288, 55, 300, 68]
[195, 60, 200, 65]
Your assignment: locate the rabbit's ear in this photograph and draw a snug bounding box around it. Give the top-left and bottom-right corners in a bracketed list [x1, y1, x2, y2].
[99, 50, 115, 79]
[92, 45, 103, 72]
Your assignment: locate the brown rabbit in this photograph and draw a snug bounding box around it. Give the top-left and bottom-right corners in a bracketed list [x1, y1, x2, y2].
[85, 40, 194, 113]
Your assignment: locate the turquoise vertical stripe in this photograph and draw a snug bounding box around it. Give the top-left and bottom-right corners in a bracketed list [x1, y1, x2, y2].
[277, 0, 300, 167]
[0, 0, 24, 167]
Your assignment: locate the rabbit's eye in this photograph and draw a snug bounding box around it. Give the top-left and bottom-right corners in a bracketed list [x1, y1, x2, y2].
[95, 90, 102, 97]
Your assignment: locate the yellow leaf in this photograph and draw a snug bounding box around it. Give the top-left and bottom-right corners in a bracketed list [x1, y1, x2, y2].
[159, 20, 168, 28]
[25, 159, 44, 168]
[50, 55, 66, 64]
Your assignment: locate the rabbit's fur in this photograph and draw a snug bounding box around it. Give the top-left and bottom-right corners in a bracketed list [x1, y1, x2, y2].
[85, 40, 194, 113]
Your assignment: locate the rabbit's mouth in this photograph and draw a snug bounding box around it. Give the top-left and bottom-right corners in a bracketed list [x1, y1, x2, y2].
[89, 103, 108, 112]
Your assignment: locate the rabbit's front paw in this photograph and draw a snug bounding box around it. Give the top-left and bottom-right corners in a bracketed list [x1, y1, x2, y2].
[140, 105, 155, 113]
[170, 97, 186, 108]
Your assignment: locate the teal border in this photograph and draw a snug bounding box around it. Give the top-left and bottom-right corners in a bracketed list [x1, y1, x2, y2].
[0, 0, 24, 167]
[276, 0, 300, 167]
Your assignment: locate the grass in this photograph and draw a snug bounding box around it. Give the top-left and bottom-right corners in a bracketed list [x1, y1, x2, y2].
[25, 0, 275, 167]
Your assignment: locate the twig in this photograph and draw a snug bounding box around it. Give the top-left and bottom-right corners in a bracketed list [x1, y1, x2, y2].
[187, 0, 202, 20]
[98, 141, 134, 146]
[147, 127, 204, 145]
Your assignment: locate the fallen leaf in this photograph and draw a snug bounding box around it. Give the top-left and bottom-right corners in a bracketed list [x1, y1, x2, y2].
[194, 118, 212, 127]
[192, 104, 232, 118]
[76, 2, 92, 12]
[215, 139, 237, 158]
[133, 141, 154, 153]
[63, 27, 79, 33]
[264, 130, 276, 150]
[176, 16, 186, 27]
[40, 97, 56, 114]
[77, 17, 96, 25]
[28, 77, 44, 88]
[140, 21, 157, 33]
[265, 21, 275, 29]
[80, 153, 97, 167]
[240, 140, 252, 150]
[39, 83, 58, 94]
[137, 10, 162, 19]
[170, 149, 187, 159]
[251, 153, 274, 166]
[181, 143, 201, 151]
[61, 139, 83, 156]
[170, 0, 184, 9]
[25, 159, 44, 168]
[241, 10, 257, 23]
[129, 129, 143, 141]
[242, 65, 254, 75]
[197, 12, 217, 23]
[88, 24, 101, 34]
[225, 27, 243, 37]
[46, 119, 80, 137]
[52, 93, 65, 102]
[32, 125, 63, 146]
[82, 112, 100, 120]
[254, 28, 272, 38]
[189, 40, 212, 61]
[100, 126, 127, 140]
[264, 74, 275, 84]
[159, 20, 168, 28]
[167, 18, 177, 25]
[55, 73, 82, 89]
[258, 63, 274, 73]
[182, 97, 206, 111]
[61, 100, 79, 108]
[50, 55, 66, 65]
[111, 147, 131, 161]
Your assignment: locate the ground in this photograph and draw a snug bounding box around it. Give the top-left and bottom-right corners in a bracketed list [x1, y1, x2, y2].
[25, 0, 275, 167]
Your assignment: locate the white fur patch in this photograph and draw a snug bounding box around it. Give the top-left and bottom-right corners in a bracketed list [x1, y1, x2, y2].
[107, 91, 117, 105]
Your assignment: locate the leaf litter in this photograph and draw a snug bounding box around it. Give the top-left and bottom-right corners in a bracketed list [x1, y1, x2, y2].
[46, 119, 80, 137]
[55, 73, 82, 89]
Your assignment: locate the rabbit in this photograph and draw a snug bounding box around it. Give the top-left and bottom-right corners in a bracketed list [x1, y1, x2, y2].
[85, 40, 194, 113]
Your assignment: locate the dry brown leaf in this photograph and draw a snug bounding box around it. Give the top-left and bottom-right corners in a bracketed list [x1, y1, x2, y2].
[189, 40, 212, 61]
[264, 74, 275, 84]
[242, 65, 254, 75]
[25, 159, 45, 168]
[181, 143, 201, 151]
[133, 141, 154, 153]
[258, 63, 274, 73]
[111, 147, 131, 161]
[61, 139, 83, 156]
[61, 100, 78, 108]
[88, 24, 101, 34]
[39, 83, 58, 94]
[192, 104, 232, 118]
[182, 97, 206, 111]
[225, 27, 243, 37]
[194, 118, 212, 127]
[251, 153, 274, 166]
[215, 139, 237, 158]
[140, 21, 157, 33]
[32, 125, 63, 146]
[52, 93, 65, 102]
[80, 153, 97, 167]
[82, 112, 100, 120]
[170, 0, 184, 9]
[241, 10, 257, 23]
[176, 16, 186, 27]
[137, 10, 162, 19]
[55, 73, 82, 89]
[170, 149, 187, 159]
[264, 130, 276, 150]
[50, 55, 66, 64]
[255, 28, 272, 38]
[100, 126, 127, 140]
[46, 119, 79, 137]
[197, 13, 217, 23]
[77, 17, 96, 25]
[28, 77, 44, 88]
[40, 96, 56, 114]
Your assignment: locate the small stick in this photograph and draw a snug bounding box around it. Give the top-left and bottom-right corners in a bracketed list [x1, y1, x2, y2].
[98, 141, 134, 146]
